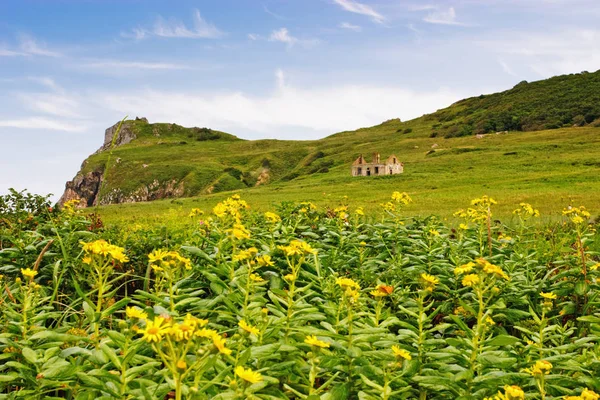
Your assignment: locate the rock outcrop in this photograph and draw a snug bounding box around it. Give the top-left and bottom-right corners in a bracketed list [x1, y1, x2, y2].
[95, 117, 145, 153]
[59, 169, 103, 207]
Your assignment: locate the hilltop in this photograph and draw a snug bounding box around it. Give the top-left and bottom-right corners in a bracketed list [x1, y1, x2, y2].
[60, 70, 600, 220]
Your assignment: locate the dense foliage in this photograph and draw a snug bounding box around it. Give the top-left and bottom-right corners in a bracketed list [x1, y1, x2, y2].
[1, 193, 599, 399]
[429, 70, 600, 137]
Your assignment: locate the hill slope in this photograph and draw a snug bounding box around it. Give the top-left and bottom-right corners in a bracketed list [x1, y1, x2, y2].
[61, 70, 600, 218]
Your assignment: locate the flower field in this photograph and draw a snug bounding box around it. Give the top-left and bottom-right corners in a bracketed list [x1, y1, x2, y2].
[1, 190, 600, 399]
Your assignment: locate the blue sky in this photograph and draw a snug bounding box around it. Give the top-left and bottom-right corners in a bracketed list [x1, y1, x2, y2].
[2, 0, 600, 200]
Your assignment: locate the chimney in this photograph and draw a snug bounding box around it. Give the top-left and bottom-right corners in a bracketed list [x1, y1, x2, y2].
[372, 152, 380, 164]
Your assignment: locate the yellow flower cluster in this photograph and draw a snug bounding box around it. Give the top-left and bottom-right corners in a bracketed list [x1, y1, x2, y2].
[484, 385, 525, 400]
[336, 277, 361, 302]
[391, 191, 412, 205]
[188, 208, 204, 217]
[454, 208, 488, 223]
[227, 223, 251, 240]
[565, 389, 600, 400]
[471, 195, 497, 208]
[138, 315, 232, 354]
[333, 205, 349, 219]
[513, 202, 540, 218]
[355, 207, 365, 216]
[148, 249, 192, 272]
[304, 335, 330, 348]
[278, 240, 316, 257]
[454, 259, 509, 287]
[524, 360, 552, 376]
[62, 199, 81, 214]
[80, 240, 129, 263]
[213, 194, 249, 221]
[233, 247, 258, 262]
[264, 211, 281, 223]
[126, 306, 148, 320]
[563, 206, 591, 225]
[234, 366, 263, 384]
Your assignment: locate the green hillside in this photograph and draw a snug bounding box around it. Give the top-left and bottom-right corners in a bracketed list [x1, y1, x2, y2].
[61, 70, 600, 224]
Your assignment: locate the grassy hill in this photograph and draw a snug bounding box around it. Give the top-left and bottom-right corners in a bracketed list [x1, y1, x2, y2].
[62, 70, 600, 224]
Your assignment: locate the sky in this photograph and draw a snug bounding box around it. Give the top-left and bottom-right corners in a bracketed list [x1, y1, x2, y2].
[2, 0, 600, 200]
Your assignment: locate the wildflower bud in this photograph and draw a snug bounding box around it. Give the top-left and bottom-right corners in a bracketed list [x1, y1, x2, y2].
[118, 320, 128, 330]
[15, 277, 21, 284]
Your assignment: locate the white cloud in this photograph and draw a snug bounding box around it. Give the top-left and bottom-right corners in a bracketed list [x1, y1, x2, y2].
[423, 7, 465, 25]
[247, 33, 261, 40]
[0, 48, 26, 57]
[96, 69, 464, 139]
[18, 93, 82, 119]
[121, 27, 148, 40]
[80, 60, 192, 70]
[268, 28, 319, 48]
[153, 9, 223, 38]
[339, 22, 362, 32]
[333, 0, 385, 23]
[482, 29, 600, 77]
[19, 35, 61, 57]
[263, 5, 286, 20]
[0, 117, 84, 132]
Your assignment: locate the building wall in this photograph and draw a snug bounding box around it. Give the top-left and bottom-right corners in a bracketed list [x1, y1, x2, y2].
[351, 162, 403, 176]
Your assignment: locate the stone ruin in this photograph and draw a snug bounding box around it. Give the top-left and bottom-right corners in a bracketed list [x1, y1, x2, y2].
[351, 152, 404, 177]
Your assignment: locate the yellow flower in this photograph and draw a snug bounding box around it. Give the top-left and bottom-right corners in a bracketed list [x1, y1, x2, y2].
[429, 229, 440, 236]
[278, 240, 316, 257]
[126, 307, 148, 320]
[235, 366, 263, 384]
[454, 262, 475, 275]
[420, 273, 439, 287]
[233, 247, 258, 262]
[20, 268, 37, 280]
[304, 335, 330, 348]
[462, 274, 480, 287]
[264, 211, 281, 223]
[336, 277, 360, 290]
[170, 321, 195, 342]
[582, 389, 600, 400]
[526, 360, 552, 376]
[459, 223, 469, 230]
[238, 320, 260, 336]
[391, 345, 412, 360]
[212, 334, 232, 355]
[195, 328, 219, 339]
[176, 359, 187, 370]
[391, 191, 412, 205]
[148, 249, 169, 263]
[250, 273, 264, 283]
[355, 207, 365, 216]
[485, 316, 495, 326]
[188, 208, 204, 217]
[256, 255, 274, 267]
[139, 317, 170, 343]
[284, 273, 296, 282]
[540, 292, 557, 300]
[229, 223, 251, 240]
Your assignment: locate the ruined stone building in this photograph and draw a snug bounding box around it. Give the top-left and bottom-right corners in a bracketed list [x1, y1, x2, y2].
[351, 153, 404, 177]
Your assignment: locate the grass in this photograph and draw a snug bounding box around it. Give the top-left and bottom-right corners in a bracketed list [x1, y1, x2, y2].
[96, 123, 600, 226]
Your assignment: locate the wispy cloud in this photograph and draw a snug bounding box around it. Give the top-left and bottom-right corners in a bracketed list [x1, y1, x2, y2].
[80, 60, 192, 70]
[339, 22, 362, 32]
[423, 7, 466, 26]
[0, 117, 84, 132]
[498, 58, 518, 77]
[268, 28, 319, 48]
[263, 5, 286, 20]
[247, 33, 261, 41]
[332, 0, 385, 24]
[19, 35, 62, 57]
[0, 36, 61, 57]
[122, 9, 223, 40]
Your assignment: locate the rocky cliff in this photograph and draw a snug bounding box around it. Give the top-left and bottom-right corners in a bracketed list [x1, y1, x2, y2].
[58, 117, 250, 207]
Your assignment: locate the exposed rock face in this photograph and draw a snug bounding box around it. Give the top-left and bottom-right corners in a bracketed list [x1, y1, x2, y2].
[96, 117, 147, 153]
[99, 179, 185, 205]
[59, 170, 103, 207]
